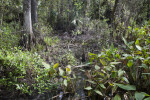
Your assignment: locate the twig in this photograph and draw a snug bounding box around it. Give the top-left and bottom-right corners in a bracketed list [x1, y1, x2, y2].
[50, 92, 69, 100]
[72, 64, 89, 70]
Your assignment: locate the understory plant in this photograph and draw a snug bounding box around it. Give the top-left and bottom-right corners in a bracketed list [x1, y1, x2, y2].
[83, 24, 150, 99]
[0, 48, 58, 95]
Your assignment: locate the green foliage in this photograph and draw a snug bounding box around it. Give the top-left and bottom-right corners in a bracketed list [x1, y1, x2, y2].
[0, 24, 20, 49]
[61, 51, 77, 66]
[83, 24, 150, 99]
[0, 48, 58, 94]
[44, 36, 60, 47]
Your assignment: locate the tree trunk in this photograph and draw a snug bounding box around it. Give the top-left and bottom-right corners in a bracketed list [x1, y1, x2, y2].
[60, 0, 64, 16]
[147, 0, 150, 20]
[110, 0, 119, 39]
[23, 0, 34, 49]
[111, 0, 119, 22]
[31, 0, 38, 25]
[0, 0, 3, 26]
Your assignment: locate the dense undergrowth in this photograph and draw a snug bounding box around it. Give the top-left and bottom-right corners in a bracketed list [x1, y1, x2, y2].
[86, 25, 150, 99]
[1, 0, 150, 99]
[0, 21, 150, 100]
[0, 21, 150, 99]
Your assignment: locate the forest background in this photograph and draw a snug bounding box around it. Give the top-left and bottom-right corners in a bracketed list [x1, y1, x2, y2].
[0, 0, 150, 99]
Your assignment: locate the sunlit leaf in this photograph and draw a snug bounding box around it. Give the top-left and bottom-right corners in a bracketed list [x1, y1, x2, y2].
[109, 82, 114, 86]
[135, 39, 140, 45]
[86, 80, 96, 84]
[63, 76, 67, 78]
[63, 79, 67, 87]
[84, 86, 92, 90]
[66, 65, 71, 75]
[59, 68, 64, 76]
[118, 69, 125, 77]
[99, 84, 106, 89]
[110, 62, 121, 65]
[113, 94, 121, 100]
[115, 83, 136, 90]
[134, 51, 142, 54]
[122, 77, 129, 83]
[53, 63, 59, 69]
[122, 54, 133, 59]
[115, 54, 120, 59]
[139, 64, 148, 69]
[95, 65, 100, 70]
[127, 60, 133, 67]
[42, 62, 50, 69]
[122, 37, 128, 46]
[98, 52, 105, 57]
[89, 52, 96, 56]
[100, 59, 107, 66]
[94, 90, 103, 96]
[136, 45, 142, 51]
[66, 67, 70, 72]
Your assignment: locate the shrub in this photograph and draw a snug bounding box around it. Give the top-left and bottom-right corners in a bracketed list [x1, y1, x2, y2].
[0, 48, 58, 95]
[83, 24, 150, 99]
[0, 23, 20, 49]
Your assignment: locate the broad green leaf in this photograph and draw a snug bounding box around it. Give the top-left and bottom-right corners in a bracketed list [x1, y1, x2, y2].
[144, 97, 150, 100]
[135, 39, 140, 45]
[113, 94, 121, 100]
[99, 84, 106, 89]
[86, 80, 96, 84]
[84, 86, 92, 90]
[136, 45, 142, 51]
[142, 73, 150, 75]
[127, 60, 133, 67]
[134, 51, 142, 54]
[139, 64, 148, 69]
[122, 37, 128, 46]
[66, 65, 72, 74]
[42, 62, 50, 69]
[63, 76, 67, 78]
[100, 59, 107, 66]
[59, 68, 64, 76]
[63, 79, 67, 87]
[108, 82, 114, 86]
[85, 62, 93, 65]
[115, 54, 120, 59]
[118, 69, 125, 77]
[115, 83, 136, 90]
[66, 67, 70, 72]
[110, 62, 121, 65]
[122, 77, 129, 83]
[89, 52, 96, 56]
[53, 63, 59, 69]
[135, 92, 146, 100]
[98, 52, 105, 57]
[110, 43, 114, 51]
[112, 71, 117, 78]
[95, 65, 100, 70]
[122, 54, 133, 59]
[94, 90, 103, 96]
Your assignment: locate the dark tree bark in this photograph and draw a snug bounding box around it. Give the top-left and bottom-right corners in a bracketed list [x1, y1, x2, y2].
[110, 0, 119, 39]
[147, 0, 150, 20]
[111, 0, 119, 22]
[31, 0, 38, 25]
[60, 0, 64, 16]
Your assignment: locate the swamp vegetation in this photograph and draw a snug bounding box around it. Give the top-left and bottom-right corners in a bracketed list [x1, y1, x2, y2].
[0, 0, 150, 100]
